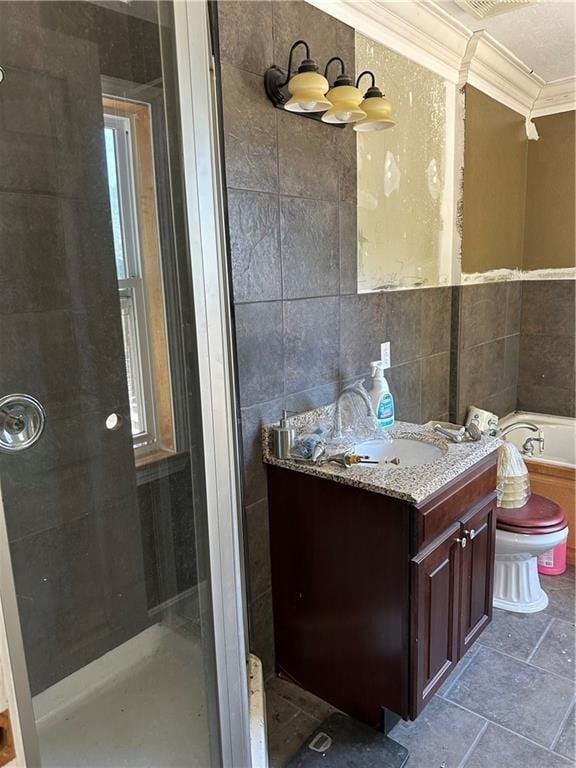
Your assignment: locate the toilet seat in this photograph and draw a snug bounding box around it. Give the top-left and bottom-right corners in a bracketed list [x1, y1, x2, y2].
[497, 493, 567, 536]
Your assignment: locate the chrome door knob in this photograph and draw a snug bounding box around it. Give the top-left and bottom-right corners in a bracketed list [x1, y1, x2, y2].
[455, 537, 467, 548]
[0, 394, 46, 453]
[465, 529, 477, 539]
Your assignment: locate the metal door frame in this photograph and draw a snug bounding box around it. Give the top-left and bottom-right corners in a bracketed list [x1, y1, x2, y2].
[172, 1, 251, 764]
[0, 1, 251, 764]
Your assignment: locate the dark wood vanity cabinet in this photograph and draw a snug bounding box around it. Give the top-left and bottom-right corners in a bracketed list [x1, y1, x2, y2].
[267, 452, 497, 729]
[459, 498, 496, 657]
[411, 495, 496, 716]
[411, 520, 462, 717]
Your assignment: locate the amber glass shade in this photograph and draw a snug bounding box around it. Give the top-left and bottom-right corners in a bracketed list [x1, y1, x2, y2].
[285, 71, 331, 113]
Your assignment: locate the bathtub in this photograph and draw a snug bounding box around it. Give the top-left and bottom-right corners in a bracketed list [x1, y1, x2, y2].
[498, 412, 576, 564]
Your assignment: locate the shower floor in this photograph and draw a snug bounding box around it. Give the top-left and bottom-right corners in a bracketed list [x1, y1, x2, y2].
[35, 622, 211, 768]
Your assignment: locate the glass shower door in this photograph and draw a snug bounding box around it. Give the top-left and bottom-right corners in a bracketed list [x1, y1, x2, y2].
[0, 1, 241, 765]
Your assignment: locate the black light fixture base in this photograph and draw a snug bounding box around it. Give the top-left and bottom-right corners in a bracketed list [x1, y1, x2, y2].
[264, 66, 345, 128]
[264, 66, 289, 108]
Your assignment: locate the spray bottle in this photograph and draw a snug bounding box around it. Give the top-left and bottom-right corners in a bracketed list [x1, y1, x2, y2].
[369, 361, 395, 429]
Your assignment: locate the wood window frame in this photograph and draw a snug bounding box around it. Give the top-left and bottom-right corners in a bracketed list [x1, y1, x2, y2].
[103, 93, 176, 465]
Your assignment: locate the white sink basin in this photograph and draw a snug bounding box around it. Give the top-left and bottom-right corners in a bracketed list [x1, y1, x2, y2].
[354, 437, 445, 467]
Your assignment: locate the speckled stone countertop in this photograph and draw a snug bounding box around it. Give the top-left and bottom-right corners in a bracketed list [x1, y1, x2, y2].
[262, 404, 501, 505]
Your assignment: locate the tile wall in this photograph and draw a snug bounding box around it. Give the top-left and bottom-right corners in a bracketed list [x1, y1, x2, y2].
[518, 281, 575, 417]
[453, 282, 522, 423]
[0, 2, 196, 694]
[216, 0, 453, 674]
[454, 280, 575, 422]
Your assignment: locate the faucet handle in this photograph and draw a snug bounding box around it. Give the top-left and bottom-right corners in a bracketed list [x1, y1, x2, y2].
[434, 424, 465, 443]
[538, 430, 545, 453]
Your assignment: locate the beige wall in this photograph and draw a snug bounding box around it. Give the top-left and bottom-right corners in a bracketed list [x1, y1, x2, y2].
[462, 86, 528, 274]
[524, 110, 576, 270]
[356, 34, 449, 291]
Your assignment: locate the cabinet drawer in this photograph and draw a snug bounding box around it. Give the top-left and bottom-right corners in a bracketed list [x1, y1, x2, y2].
[412, 454, 497, 553]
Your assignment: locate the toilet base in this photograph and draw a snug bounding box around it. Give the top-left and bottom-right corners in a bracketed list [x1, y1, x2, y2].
[493, 553, 549, 613]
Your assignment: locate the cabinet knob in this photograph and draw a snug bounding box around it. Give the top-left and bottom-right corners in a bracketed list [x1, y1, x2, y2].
[465, 529, 477, 540]
[455, 537, 467, 548]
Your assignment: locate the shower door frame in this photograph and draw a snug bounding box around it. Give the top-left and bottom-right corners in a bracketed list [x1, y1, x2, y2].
[0, 0, 252, 765]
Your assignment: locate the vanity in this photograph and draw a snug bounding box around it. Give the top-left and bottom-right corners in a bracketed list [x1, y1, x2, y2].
[264, 409, 500, 730]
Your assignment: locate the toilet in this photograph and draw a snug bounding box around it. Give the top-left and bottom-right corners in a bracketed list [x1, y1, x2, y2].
[494, 494, 569, 613]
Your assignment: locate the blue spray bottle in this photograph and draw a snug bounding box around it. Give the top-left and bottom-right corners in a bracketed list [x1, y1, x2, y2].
[369, 361, 395, 429]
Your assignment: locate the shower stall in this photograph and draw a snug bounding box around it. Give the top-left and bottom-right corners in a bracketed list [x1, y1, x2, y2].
[0, 1, 250, 765]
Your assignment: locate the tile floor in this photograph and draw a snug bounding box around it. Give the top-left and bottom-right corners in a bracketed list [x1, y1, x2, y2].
[266, 567, 575, 768]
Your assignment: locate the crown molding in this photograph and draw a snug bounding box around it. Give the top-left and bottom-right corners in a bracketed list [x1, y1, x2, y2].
[465, 32, 544, 116]
[306, 0, 573, 119]
[531, 77, 576, 119]
[306, 0, 470, 83]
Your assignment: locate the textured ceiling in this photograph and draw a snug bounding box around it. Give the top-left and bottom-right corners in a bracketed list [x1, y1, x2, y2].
[442, 0, 576, 82]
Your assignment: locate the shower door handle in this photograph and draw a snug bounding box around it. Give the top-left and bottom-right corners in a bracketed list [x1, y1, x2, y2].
[0, 394, 46, 453]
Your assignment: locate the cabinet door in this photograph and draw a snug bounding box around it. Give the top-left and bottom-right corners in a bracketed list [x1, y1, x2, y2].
[411, 522, 462, 718]
[459, 495, 496, 656]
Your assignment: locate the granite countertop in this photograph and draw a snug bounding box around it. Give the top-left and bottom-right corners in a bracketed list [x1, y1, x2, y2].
[262, 404, 501, 505]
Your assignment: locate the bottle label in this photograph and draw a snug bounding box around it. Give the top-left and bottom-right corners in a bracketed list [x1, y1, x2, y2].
[377, 395, 394, 427]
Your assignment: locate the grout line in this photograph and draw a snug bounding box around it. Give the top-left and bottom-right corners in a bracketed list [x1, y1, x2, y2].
[457, 720, 489, 768]
[267, 681, 325, 724]
[236, 294, 341, 306]
[526, 617, 555, 663]
[550, 695, 575, 752]
[478, 637, 575, 685]
[436, 646, 480, 698]
[463, 332, 521, 351]
[275, 693, 322, 725]
[443, 698, 573, 761]
[227, 181, 341, 206]
[527, 658, 575, 683]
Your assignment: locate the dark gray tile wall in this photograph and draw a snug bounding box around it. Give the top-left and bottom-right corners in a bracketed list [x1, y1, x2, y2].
[0, 2, 149, 694]
[518, 281, 575, 417]
[0, 2, 193, 695]
[453, 282, 522, 423]
[138, 465, 198, 611]
[454, 280, 575, 423]
[217, 0, 453, 675]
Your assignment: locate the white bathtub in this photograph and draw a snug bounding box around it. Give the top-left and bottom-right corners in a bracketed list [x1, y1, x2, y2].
[498, 412, 575, 468]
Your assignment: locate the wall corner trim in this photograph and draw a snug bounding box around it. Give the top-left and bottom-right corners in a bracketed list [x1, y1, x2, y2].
[305, 0, 570, 120]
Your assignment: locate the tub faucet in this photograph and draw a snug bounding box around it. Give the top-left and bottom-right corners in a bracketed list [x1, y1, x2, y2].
[521, 435, 545, 457]
[499, 421, 545, 455]
[499, 421, 539, 438]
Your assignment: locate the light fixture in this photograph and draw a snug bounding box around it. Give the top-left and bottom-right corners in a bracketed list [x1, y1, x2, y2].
[321, 57, 366, 125]
[264, 40, 331, 115]
[354, 71, 395, 132]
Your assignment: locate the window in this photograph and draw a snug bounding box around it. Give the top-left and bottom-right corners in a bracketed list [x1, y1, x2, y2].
[103, 96, 175, 459]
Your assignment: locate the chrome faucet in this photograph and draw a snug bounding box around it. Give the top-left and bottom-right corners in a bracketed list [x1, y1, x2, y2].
[333, 381, 376, 439]
[499, 421, 539, 438]
[499, 421, 545, 456]
[521, 435, 545, 457]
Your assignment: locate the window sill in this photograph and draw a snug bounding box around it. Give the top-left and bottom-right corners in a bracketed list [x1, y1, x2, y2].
[135, 448, 189, 486]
